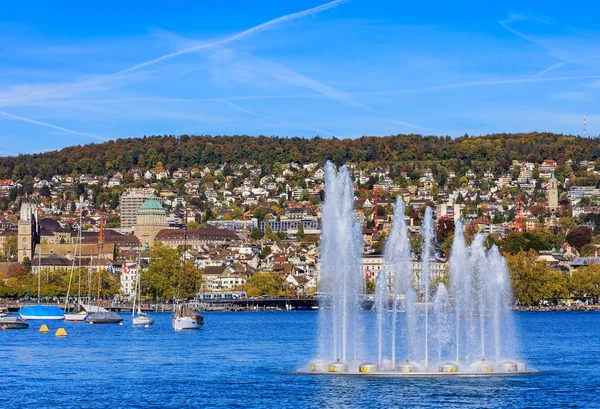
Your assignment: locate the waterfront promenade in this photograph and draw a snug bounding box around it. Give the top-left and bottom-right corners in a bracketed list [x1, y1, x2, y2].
[4, 298, 600, 313]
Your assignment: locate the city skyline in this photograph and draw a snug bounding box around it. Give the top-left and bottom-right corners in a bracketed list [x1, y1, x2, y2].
[1, 0, 599, 156]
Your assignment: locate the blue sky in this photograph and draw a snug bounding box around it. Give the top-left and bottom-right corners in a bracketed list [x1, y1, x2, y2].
[1, 0, 599, 155]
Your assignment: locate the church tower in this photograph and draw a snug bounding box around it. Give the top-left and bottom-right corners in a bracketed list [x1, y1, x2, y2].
[18, 198, 40, 263]
[546, 173, 559, 214]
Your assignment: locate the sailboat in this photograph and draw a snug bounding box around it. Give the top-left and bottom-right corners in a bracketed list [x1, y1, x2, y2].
[132, 252, 154, 326]
[64, 198, 88, 322]
[85, 214, 122, 325]
[18, 245, 65, 320]
[172, 219, 203, 330]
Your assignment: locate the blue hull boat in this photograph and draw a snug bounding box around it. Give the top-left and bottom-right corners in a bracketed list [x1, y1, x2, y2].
[18, 304, 65, 320]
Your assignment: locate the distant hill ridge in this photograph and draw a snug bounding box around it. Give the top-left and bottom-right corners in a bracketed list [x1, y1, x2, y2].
[1, 132, 597, 180]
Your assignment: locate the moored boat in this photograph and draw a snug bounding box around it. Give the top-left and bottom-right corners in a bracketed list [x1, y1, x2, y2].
[0, 317, 29, 329]
[64, 311, 88, 321]
[132, 313, 154, 326]
[19, 244, 65, 320]
[19, 304, 65, 320]
[131, 253, 154, 326]
[84, 215, 122, 325]
[85, 311, 123, 324]
[0, 306, 8, 317]
[172, 304, 204, 330]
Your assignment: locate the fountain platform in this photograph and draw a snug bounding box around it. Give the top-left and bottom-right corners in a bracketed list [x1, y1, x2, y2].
[297, 368, 536, 377]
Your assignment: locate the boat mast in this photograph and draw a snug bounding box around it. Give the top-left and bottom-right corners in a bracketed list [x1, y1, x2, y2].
[77, 196, 83, 307]
[64, 197, 83, 312]
[38, 244, 41, 304]
[88, 255, 93, 304]
[137, 246, 142, 315]
[176, 207, 187, 306]
[97, 213, 104, 311]
[131, 258, 136, 319]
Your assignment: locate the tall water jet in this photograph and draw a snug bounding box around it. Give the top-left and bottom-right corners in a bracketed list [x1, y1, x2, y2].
[470, 234, 487, 361]
[383, 197, 413, 367]
[317, 162, 364, 366]
[375, 269, 388, 366]
[420, 207, 434, 370]
[449, 218, 469, 365]
[487, 245, 517, 363]
[433, 283, 451, 365]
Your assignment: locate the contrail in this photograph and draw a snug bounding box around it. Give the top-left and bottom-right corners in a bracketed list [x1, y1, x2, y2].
[115, 0, 349, 76]
[357, 75, 600, 96]
[0, 109, 108, 141]
[6, 0, 349, 105]
[532, 62, 566, 78]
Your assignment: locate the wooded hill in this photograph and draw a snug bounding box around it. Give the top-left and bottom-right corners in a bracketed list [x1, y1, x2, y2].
[1, 132, 598, 180]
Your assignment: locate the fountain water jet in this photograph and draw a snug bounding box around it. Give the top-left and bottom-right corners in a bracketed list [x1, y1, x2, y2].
[316, 162, 363, 368]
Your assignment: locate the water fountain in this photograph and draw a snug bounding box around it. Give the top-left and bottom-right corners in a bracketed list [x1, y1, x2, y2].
[302, 162, 533, 376]
[316, 162, 364, 371]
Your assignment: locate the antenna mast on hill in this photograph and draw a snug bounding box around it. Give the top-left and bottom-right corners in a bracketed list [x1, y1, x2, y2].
[584, 109, 587, 138]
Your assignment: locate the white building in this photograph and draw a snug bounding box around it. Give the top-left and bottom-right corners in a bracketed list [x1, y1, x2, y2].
[119, 262, 139, 299]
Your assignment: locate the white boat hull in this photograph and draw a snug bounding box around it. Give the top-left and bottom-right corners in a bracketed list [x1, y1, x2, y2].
[133, 316, 155, 326]
[64, 313, 88, 321]
[19, 314, 64, 320]
[172, 316, 201, 330]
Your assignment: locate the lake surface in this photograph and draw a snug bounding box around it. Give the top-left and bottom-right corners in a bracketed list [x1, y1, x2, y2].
[1, 311, 599, 408]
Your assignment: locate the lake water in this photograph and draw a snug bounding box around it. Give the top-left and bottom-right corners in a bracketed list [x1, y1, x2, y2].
[1, 311, 599, 408]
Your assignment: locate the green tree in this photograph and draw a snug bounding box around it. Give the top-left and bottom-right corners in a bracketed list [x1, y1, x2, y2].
[142, 242, 181, 300]
[258, 246, 271, 260]
[569, 265, 600, 303]
[296, 223, 305, 240]
[250, 227, 264, 240]
[253, 207, 267, 221]
[409, 236, 422, 254]
[265, 225, 278, 242]
[365, 278, 376, 294]
[3, 235, 17, 257]
[300, 189, 310, 201]
[246, 272, 284, 296]
[506, 250, 568, 305]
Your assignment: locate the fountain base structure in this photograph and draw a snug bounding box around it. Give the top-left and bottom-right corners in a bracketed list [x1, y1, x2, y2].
[299, 358, 535, 377]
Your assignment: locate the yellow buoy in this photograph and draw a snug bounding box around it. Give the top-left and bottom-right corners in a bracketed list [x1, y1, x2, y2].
[55, 328, 68, 337]
[39, 324, 50, 333]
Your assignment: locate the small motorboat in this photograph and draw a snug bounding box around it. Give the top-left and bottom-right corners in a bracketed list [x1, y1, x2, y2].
[0, 306, 8, 317]
[0, 317, 29, 329]
[85, 311, 123, 324]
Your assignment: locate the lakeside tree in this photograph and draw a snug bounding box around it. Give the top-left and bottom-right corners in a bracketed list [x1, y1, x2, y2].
[0, 266, 120, 299]
[142, 242, 202, 300]
[505, 250, 569, 305]
[246, 272, 284, 297]
[569, 265, 600, 303]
